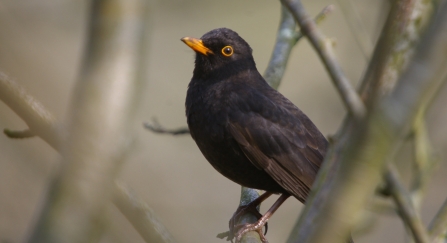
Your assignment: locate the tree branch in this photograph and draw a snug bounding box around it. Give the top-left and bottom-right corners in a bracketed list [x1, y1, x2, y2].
[143, 119, 190, 135]
[26, 0, 151, 242]
[0, 72, 64, 149]
[384, 165, 430, 243]
[264, 5, 334, 89]
[113, 182, 177, 243]
[281, 0, 366, 119]
[287, 1, 447, 242]
[358, 0, 434, 106]
[3, 128, 35, 139]
[429, 196, 447, 242]
[217, 187, 265, 242]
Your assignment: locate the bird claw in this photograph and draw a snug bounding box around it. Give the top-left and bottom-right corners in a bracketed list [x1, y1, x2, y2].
[235, 223, 269, 243]
[227, 204, 268, 241]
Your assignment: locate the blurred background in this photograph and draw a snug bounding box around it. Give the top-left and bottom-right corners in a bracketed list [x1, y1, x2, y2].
[0, 0, 446, 242]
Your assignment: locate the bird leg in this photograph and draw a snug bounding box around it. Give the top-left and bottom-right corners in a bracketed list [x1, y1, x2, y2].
[228, 192, 273, 241]
[235, 193, 290, 243]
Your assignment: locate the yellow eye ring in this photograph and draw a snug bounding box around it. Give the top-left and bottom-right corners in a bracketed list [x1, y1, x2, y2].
[221, 46, 233, 56]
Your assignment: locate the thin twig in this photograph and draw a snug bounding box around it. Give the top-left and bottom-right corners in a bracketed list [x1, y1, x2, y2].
[281, 0, 366, 119]
[264, 5, 334, 89]
[3, 128, 35, 139]
[429, 197, 447, 242]
[410, 118, 437, 209]
[385, 164, 430, 243]
[143, 119, 190, 135]
[410, 71, 447, 209]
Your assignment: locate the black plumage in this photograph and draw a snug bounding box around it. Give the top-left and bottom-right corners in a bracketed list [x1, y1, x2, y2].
[182, 28, 329, 241]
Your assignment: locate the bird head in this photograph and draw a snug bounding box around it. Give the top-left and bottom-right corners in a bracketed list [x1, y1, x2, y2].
[181, 28, 257, 79]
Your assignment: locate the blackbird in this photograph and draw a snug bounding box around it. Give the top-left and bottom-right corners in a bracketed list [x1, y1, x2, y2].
[182, 28, 328, 242]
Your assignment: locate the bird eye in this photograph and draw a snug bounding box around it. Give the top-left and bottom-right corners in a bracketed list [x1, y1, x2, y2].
[221, 46, 233, 57]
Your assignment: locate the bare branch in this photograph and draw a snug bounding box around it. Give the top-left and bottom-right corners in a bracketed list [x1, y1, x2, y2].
[264, 5, 334, 89]
[429, 197, 447, 242]
[0, 72, 63, 149]
[287, 1, 447, 242]
[263, 5, 297, 90]
[384, 165, 430, 243]
[358, 0, 434, 106]
[26, 0, 154, 242]
[410, 118, 438, 209]
[3, 128, 35, 139]
[143, 120, 190, 135]
[113, 182, 177, 243]
[1, 66, 175, 243]
[217, 187, 265, 242]
[281, 0, 366, 119]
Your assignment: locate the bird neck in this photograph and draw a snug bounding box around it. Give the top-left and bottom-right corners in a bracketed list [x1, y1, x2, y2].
[193, 57, 257, 82]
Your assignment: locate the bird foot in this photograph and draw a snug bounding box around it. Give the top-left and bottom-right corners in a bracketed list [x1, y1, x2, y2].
[235, 222, 269, 243]
[227, 204, 268, 241]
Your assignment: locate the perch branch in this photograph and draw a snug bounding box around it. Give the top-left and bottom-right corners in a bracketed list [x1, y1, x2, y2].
[217, 187, 265, 242]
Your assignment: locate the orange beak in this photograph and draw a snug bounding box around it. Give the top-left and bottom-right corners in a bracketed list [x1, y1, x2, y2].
[181, 37, 214, 56]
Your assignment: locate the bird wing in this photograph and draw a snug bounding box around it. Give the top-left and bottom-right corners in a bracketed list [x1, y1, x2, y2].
[227, 89, 327, 201]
